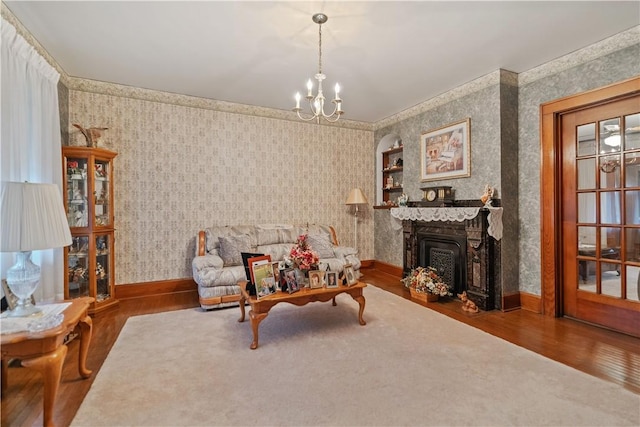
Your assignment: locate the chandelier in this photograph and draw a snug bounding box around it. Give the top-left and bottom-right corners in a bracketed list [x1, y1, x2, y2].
[293, 13, 343, 123]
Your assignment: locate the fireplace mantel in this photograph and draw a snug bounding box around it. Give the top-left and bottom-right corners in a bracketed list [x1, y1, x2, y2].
[390, 206, 503, 240]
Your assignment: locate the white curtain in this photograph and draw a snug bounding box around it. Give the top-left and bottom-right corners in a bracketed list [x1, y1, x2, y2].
[1, 17, 65, 302]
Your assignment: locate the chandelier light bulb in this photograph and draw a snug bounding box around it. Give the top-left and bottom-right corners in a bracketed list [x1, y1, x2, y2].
[306, 79, 314, 97]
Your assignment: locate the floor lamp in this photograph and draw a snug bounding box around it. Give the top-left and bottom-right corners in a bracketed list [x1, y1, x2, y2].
[345, 188, 368, 250]
[0, 182, 72, 317]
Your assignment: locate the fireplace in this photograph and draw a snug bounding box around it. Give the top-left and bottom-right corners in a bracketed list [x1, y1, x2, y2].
[418, 233, 467, 296]
[402, 206, 501, 310]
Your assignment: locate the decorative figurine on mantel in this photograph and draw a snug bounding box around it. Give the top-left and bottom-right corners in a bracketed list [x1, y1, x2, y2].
[73, 124, 108, 147]
[480, 184, 494, 207]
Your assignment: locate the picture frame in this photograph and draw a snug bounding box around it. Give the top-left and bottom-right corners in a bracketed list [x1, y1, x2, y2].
[278, 268, 288, 291]
[308, 270, 325, 289]
[2, 279, 36, 311]
[241, 252, 264, 282]
[282, 268, 300, 294]
[272, 262, 282, 290]
[247, 255, 276, 299]
[343, 264, 358, 286]
[326, 271, 339, 288]
[421, 118, 470, 182]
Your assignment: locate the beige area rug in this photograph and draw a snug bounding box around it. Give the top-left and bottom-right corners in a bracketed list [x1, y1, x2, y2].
[72, 286, 639, 426]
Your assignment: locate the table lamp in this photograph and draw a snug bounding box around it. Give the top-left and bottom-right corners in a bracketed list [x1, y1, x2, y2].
[1, 182, 72, 317]
[345, 188, 368, 250]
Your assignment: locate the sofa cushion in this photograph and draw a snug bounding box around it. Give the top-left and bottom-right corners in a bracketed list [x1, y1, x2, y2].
[306, 233, 335, 258]
[256, 228, 281, 246]
[219, 234, 254, 266]
[256, 243, 293, 263]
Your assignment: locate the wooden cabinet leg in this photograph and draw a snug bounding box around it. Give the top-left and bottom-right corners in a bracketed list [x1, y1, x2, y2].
[21, 345, 68, 427]
[77, 315, 93, 378]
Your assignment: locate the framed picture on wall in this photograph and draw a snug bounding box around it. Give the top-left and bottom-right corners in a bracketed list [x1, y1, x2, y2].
[421, 118, 470, 181]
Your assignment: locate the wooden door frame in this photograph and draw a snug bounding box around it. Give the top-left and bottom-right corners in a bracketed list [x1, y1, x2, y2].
[540, 76, 640, 316]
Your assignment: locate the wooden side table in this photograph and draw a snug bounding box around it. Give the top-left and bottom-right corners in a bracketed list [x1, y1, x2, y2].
[1, 297, 94, 427]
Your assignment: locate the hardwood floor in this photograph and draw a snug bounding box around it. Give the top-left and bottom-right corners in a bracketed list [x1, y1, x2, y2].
[2, 268, 639, 426]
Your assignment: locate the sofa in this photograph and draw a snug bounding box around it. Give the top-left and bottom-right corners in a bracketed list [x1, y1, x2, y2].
[192, 224, 361, 310]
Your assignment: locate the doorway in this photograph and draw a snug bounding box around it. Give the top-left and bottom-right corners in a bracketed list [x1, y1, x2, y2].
[541, 77, 640, 337]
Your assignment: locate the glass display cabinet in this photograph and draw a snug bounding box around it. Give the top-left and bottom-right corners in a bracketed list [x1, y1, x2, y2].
[62, 147, 118, 313]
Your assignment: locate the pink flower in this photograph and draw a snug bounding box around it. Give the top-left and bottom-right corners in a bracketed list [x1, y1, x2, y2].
[289, 234, 319, 270]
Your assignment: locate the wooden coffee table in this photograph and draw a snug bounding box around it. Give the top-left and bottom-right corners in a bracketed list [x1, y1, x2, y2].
[238, 281, 366, 349]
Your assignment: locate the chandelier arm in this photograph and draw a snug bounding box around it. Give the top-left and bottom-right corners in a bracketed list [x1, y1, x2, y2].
[322, 113, 342, 123]
[295, 109, 321, 122]
[320, 102, 342, 119]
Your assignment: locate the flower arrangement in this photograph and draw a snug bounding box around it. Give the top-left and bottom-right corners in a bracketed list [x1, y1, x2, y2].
[288, 234, 319, 270]
[401, 266, 451, 296]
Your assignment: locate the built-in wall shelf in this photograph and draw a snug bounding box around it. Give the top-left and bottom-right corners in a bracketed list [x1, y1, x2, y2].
[380, 143, 403, 207]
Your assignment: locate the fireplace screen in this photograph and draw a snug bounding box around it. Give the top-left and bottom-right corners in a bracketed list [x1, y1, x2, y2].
[418, 234, 466, 295]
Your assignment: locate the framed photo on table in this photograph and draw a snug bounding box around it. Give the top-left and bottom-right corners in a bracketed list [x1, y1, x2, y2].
[272, 262, 282, 290]
[326, 272, 339, 288]
[282, 268, 300, 294]
[343, 264, 358, 286]
[421, 118, 470, 182]
[247, 255, 276, 299]
[308, 270, 325, 289]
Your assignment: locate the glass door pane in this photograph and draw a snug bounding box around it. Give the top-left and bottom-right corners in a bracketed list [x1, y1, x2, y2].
[95, 234, 111, 302]
[68, 236, 90, 299]
[94, 159, 110, 227]
[66, 157, 89, 227]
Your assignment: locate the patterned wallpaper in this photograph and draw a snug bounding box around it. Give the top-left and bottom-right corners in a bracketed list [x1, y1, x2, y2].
[517, 43, 640, 295]
[373, 33, 640, 297]
[4, 2, 638, 295]
[373, 77, 516, 295]
[68, 92, 374, 285]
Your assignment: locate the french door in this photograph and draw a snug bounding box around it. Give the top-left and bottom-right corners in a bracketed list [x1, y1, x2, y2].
[561, 95, 640, 336]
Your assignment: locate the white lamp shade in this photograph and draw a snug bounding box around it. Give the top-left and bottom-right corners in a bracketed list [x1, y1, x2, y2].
[346, 188, 368, 205]
[1, 181, 72, 252]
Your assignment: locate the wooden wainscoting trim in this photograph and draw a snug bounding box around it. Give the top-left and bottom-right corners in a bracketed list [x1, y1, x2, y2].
[115, 278, 197, 300]
[520, 291, 542, 313]
[359, 259, 375, 269]
[370, 260, 403, 278]
[501, 293, 521, 312]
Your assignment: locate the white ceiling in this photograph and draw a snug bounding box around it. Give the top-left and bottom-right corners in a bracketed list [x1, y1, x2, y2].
[4, 1, 639, 123]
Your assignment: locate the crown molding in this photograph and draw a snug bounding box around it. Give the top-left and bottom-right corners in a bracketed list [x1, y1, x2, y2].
[2, 3, 372, 132]
[519, 25, 639, 86]
[4, 3, 636, 133]
[373, 26, 639, 130]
